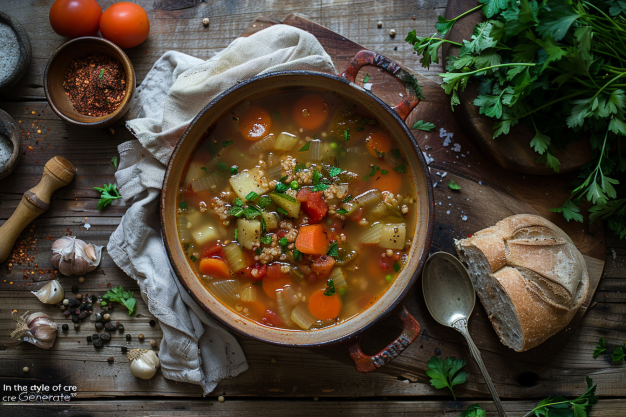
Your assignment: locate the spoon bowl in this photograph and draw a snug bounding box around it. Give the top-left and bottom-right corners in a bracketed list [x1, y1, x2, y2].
[423, 251, 475, 327]
[422, 252, 508, 417]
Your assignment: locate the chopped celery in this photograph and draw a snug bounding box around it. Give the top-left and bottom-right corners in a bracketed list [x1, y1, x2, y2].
[262, 212, 279, 230]
[276, 290, 294, 326]
[209, 279, 239, 304]
[241, 286, 257, 302]
[329, 268, 347, 289]
[249, 134, 276, 156]
[283, 286, 300, 306]
[371, 202, 404, 222]
[291, 304, 316, 330]
[269, 192, 301, 218]
[224, 242, 247, 273]
[341, 189, 382, 216]
[359, 222, 383, 245]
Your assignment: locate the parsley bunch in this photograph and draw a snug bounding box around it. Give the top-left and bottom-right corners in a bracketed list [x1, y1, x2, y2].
[407, 0, 626, 239]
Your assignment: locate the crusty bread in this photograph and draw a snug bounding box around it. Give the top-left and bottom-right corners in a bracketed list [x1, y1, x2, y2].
[455, 214, 589, 352]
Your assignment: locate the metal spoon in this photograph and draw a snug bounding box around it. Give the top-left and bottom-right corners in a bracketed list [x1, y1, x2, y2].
[422, 252, 507, 417]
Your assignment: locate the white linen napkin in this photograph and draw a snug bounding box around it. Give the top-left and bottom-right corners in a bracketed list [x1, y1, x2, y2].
[107, 24, 337, 395]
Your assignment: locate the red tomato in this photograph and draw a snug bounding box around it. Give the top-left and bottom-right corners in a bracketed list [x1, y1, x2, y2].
[49, 0, 102, 38]
[200, 243, 225, 260]
[261, 310, 284, 327]
[99, 2, 150, 49]
[302, 191, 328, 222]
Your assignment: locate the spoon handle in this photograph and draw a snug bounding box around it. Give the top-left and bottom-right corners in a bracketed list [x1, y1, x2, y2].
[454, 319, 508, 417]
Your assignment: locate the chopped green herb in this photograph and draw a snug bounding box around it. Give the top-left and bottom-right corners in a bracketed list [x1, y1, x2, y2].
[393, 164, 407, 173]
[344, 129, 350, 142]
[276, 206, 289, 216]
[274, 183, 290, 193]
[234, 228, 238, 241]
[393, 260, 400, 272]
[245, 191, 259, 201]
[218, 162, 228, 171]
[200, 166, 208, 172]
[259, 195, 272, 208]
[279, 175, 288, 183]
[294, 163, 306, 173]
[341, 194, 353, 204]
[111, 156, 118, 168]
[94, 183, 122, 210]
[279, 237, 288, 246]
[313, 170, 322, 185]
[385, 274, 394, 282]
[222, 140, 234, 147]
[313, 183, 328, 192]
[327, 241, 339, 258]
[612, 343, 626, 362]
[231, 166, 238, 175]
[448, 181, 461, 190]
[233, 198, 243, 207]
[373, 148, 385, 158]
[412, 120, 436, 132]
[99, 68, 105, 78]
[183, 243, 190, 252]
[328, 166, 342, 177]
[425, 356, 468, 400]
[391, 149, 401, 159]
[229, 206, 245, 217]
[261, 235, 272, 245]
[101, 286, 137, 316]
[338, 287, 346, 296]
[179, 201, 187, 210]
[190, 255, 197, 263]
[323, 278, 336, 296]
[255, 247, 263, 256]
[293, 249, 302, 261]
[381, 169, 389, 175]
[336, 208, 349, 215]
[355, 126, 365, 131]
[363, 73, 370, 83]
[299, 142, 311, 152]
[290, 180, 299, 190]
[593, 337, 606, 358]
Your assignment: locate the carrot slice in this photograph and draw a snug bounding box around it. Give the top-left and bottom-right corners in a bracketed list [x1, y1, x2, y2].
[198, 258, 231, 277]
[365, 130, 392, 158]
[368, 163, 402, 194]
[242, 300, 267, 319]
[293, 94, 329, 130]
[308, 289, 342, 320]
[295, 224, 329, 255]
[239, 106, 271, 141]
[263, 263, 292, 299]
[311, 255, 335, 275]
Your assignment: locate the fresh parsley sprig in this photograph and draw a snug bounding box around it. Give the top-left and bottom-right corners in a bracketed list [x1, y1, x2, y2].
[94, 183, 122, 210]
[425, 355, 468, 400]
[101, 286, 137, 316]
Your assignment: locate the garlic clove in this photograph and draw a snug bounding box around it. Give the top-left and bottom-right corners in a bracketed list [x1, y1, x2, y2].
[31, 280, 65, 304]
[50, 236, 103, 276]
[128, 349, 160, 380]
[11, 311, 58, 349]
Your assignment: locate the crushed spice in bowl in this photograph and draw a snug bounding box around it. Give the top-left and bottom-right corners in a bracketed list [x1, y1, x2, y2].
[63, 53, 127, 117]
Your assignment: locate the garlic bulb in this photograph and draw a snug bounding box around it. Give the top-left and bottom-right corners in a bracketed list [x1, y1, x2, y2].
[50, 236, 103, 276]
[11, 311, 58, 349]
[31, 280, 65, 304]
[128, 349, 160, 380]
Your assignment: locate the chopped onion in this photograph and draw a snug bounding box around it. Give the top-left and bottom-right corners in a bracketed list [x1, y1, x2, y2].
[347, 146, 368, 154]
[210, 279, 239, 304]
[267, 152, 280, 168]
[241, 286, 257, 303]
[308, 139, 322, 161]
[291, 304, 316, 330]
[342, 189, 383, 215]
[249, 134, 276, 156]
[283, 286, 300, 306]
[276, 290, 294, 326]
[267, 164, 284, 181]
[224, 242, 248, 273]
[359, 222, 383, 245]
[290, 267, 305, 283]
[329, 268, 347, 289]
[177, 215, 191, 243]
[191, 174, 223, 193]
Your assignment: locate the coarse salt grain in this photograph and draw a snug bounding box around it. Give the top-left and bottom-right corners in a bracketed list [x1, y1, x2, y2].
[422, 152, 434, 165]
[461, 215, 468, 221]
[452, 143, 462, 152]
[363, 83, 373, 90]
[441, 172, 448, 178]
[443, 137, 451, 147]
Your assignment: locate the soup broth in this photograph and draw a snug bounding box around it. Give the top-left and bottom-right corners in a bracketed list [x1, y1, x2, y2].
[176, 90, 419, 331]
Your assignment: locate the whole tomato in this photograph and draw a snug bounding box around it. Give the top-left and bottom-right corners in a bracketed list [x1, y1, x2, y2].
[99, 2, 150, 49]
[49, 0, 102, 38]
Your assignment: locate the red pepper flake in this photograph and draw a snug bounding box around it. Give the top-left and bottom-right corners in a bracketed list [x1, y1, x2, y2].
[63, 53, 127, 117]
[468, 233, 473, 238]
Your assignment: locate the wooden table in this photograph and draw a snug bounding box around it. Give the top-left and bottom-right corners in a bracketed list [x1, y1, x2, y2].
[1, 1, 625, 415]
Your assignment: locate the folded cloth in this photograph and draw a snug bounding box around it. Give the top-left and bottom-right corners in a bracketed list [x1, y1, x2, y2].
[107, 24, 337, 395]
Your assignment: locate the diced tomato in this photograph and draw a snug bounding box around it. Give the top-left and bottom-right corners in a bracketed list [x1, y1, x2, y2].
[302, 191, 328, 222]
[201, 243, 225, 260]
[276, 230, 288, 239]
[238, 262, 266, 282]
[266, 263, 289, 280]
[378, 256, 394, 271]
[261, 309, 284, 327]
[183, 185, 195, 197]
[296, 187, 312, 202]
[306, 268, 332, 283]
[349, 207, 364, 222]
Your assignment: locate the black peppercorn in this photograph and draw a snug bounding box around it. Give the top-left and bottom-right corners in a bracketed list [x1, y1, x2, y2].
[93, 338, 103, 348]
[74, 323, 80, 330]
[62, 324, 69, 331]
[74, 309, 81, 315]
[63, 310, 70, 317]
[86, 336, 92, 343]
[78, 312, 87, 320]
[95, 322, 104, 329]
[104, 323, 114, 331]
[100, 332, 111, 342]
[59, 305, 65, 311]
[72, 285, 79, 293]
[117, 323, 124, 332]
[107, 357, 114, 364]
[72, 315, 79, 323]
[149, 320, 156, 327]
[121, 346, 128, 353]
[138, 334, 145, 341]
[126, 334, 131, 341]
[68, 298, 78, 307]
[91, 295, 97, 303]
[95, 314, 103, 322]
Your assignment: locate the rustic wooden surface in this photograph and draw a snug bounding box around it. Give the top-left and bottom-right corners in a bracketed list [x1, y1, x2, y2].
[0, 0, 624, 415]
[443, 0, 593, 175]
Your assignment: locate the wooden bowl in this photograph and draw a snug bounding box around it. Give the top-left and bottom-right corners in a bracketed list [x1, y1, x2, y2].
[0, 109, 22, 180]
[0, 11, 32, 92]
[44, 37, 135, 128]
[161, 51, 435, 372]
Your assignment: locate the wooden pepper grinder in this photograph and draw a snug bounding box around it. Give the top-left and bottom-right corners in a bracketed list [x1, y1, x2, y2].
[0, 157, 75, 263]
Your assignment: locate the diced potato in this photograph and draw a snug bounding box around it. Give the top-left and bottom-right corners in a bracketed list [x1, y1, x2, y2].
[263, 212, 279, 230]
[237, 218, 261, 249]
[192, 224, 221, 246]
[379, 223, 406, 250]
[229, 167, 269, 202]
[186, 211, 204, 228]
[274, 132, 298, 151]
[269, 192, 301, 218]
[184, 161, 207, 185]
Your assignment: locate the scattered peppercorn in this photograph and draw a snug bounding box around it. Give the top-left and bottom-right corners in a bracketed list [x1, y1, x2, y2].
[104, 323, 114, 331]
[138, 334, 144, 341]
[126, 334, 131, 341]
[150, 339, 157, 348]
[100, 332, 111, 342]
[149, 320, 156, 327]
[117, 323, 124, 332]
[63, 310, 70, 317]
[78, 312, 87, 320]
[377, 21, 382, 28]
[71, 285, 78, 293]
[72, 316, 79, 323]
[93, 337, 103, 348]
[86, 336, 92, 343]
[95, 322, 104, 329]
[77, 294, 83, 300]
[389, 29, 396, 37]
[107, 357, 114, 364]
[74, 323, 80, 330]
[121, 346, 128, 353]
[62, 324, 69, 331]
[103, 313, 110, 321]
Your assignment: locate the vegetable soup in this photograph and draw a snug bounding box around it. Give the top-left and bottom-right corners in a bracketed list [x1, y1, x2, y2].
[176, 91, 419, 330]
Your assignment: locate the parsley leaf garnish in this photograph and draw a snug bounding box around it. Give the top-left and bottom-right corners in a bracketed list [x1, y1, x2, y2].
[94, 183, 122, 210]
[245, 191, 259, 201]
[412, 120, 436, 132]
[393, 260, 400, 272]
[363, 73, 370, 83]
[612, 343, 626, 362]
[190, 255, 197, 263]
[293, 249, 302, 261]
[299, 142, 311, 152]
[279, 237, 288, 246]
[101, 286, 137, 316]
[393, 164, 407, 174]
[222, 140, 233, 148]
[328, 166, 342, 177]
[425, 356, 468, 400]
[259, 195, 272, 208]
[323, 278, 335, 296]
[313, 183, 328, 192]
[261, 235, 272, 245]
[344, 129, 350, 142]
[448, 181, 461, 190]
[341, 194, 353, 203]
[111, 156, 118, 168]
[179, 201, 187, 210]
[337, 208, 348, 215]
[327, 241, 339, 258]
[274, 183, 290, 193]
[233, 198, 243, 207]
[593, 337, 606, 358]
[459, 404, 486, 417]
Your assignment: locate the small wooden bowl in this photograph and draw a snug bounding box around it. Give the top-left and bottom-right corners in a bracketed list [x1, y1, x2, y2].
[0, 109, 22, 180]
[0, 12, 32, 92]
[44, 37, 135, 128]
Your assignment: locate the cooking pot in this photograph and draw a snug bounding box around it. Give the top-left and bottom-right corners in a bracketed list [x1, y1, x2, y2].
[161, 50, 434, 372]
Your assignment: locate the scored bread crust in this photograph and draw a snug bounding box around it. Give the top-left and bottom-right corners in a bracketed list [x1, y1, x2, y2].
[455, 214, 589, 352]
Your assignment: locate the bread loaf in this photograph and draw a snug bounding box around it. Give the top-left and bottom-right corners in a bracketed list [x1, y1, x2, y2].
[454, 214, 589, 352]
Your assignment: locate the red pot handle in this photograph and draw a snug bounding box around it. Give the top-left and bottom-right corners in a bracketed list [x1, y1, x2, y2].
[340, 50, 423, 121]
[346, 303, 421, 373]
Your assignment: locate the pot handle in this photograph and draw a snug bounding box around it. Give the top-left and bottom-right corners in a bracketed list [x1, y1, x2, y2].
[346, 303, 420, 373]
[340, 50, 423, 121]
